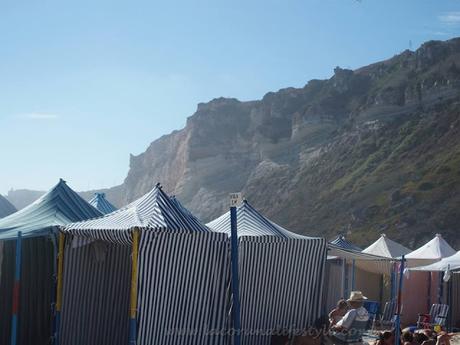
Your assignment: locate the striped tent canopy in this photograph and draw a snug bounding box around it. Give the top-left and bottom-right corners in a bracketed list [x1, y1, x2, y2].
[0, 195, 16, 219]
[89, 193, 117, 214]
[0, 179, 102, 240]
[330, 235, 362, 251]
[207, 199, 309, 238]
[63, 183, 210, 244]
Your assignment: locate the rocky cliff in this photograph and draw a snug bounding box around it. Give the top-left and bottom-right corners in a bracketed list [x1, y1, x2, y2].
[11, 38, 460, 248]
[113, 38, 460, 247]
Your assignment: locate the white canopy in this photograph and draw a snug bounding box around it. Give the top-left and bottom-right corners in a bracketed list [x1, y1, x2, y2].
[362, 234, 411, 258]
[405, 234, 456, 267]
[410, 251, 460, 272]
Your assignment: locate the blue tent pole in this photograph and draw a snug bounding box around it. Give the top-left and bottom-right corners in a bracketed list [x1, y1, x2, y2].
[230, 206, 241, 345]
[351, 259, 356, 291]
[395, 256, 405, 345]
[10, 231, 22, 345]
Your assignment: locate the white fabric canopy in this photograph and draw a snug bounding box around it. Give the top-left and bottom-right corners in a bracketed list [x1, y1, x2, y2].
[410, 251, 460, 272]
[405, 234, 456, 267]
[362, 234, 411, 258]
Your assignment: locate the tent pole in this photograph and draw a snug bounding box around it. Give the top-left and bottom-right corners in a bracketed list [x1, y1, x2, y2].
[129, 228, 140, 345]
[10, 231, 22, 345]
[230, 206, 241, 345]
[395, 255, 405, 345]
[427, 272, 432, 312]
[391, 263, 396, 300]
[54, 232, 65, 345]
[351, 259, 356, 291]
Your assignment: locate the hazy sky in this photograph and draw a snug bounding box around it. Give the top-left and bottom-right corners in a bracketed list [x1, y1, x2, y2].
[1, 0, 459, 194]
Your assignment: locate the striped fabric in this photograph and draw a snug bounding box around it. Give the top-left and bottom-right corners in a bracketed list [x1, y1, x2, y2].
[0, 195, 16, 219]
[137, 232, 231, 345]
[89, 193, 118, 215]
[63, 184, 210, 244]
[207, 201, 327, 345]
[0, 180, 102, 345]
[207, 200, 308, 239]
[329, 235, 362, 251]
[59, 237, 131, 345]
[237, 236, 327, 345]
[0, 179, 102, 240]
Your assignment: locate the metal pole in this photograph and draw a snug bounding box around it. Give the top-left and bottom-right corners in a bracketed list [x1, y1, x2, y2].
[391, 263, 396, 300]
[129, 229, 140, 345]
[10, 231, 22, 345]
[351, 259, 356, 291]
[395, 256, 405, 345]
[54, 233, 65, 345]
[230, 206, 241, 345]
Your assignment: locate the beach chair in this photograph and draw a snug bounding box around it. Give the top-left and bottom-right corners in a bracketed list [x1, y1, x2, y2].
[330, 319, 369, 344]
[416, 304, 449, 329]
[363, 300, 380, 330]
[368, 300, 397, 332]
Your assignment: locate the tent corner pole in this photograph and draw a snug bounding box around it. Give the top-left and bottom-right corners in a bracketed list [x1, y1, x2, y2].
[395, 255, 405, 345]
[230, 206, 241, 345]
[10, 231, 22, 345]
[129, 228, 140, 345]
[54, 232, 65, 345]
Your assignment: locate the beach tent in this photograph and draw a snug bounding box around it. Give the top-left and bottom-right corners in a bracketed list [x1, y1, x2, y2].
[410, 251, 460, 328]
[326, 238, 395, 311]
[0, 195, 16, 218]
[89, 192, 117, 214]
[405, 234, 456, 267]
[207, 200, 327, 345]
[330, 235, 362, 251]
[362, 234, 411, 258]
[402, 234, 456, 325]
[61, 184, 230, 345]
[0, 179, 101, 345]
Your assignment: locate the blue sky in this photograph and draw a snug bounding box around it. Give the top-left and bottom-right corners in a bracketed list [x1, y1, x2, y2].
[1, 0, 459, 194]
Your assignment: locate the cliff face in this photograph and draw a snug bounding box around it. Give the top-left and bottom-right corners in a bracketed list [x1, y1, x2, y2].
[114, 38, 460, 247]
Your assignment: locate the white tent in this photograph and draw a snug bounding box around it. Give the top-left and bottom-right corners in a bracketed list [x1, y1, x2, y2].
[405, 233, 456, 267]
[411, 251, 460, 274]
[362, 234, 411, 258]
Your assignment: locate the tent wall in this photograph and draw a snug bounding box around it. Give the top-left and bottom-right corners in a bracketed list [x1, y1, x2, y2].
[238, 237, 327, 345]
[137, 232, 231, 345]
[450, 274, 460, 328]
[354, 267, 382, 302]
[0, 237, 54, 345]
[325, 259, 344, 312]
[402, 271, 440, 325]
[59, 237, 131, 345]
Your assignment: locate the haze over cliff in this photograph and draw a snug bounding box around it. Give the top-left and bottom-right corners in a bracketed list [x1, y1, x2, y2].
[8, 37, 460, 248]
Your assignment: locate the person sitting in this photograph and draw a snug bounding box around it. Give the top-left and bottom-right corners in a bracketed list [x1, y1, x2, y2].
[402, 331, 419, 345]
[375, 331, 395, 345]
[334, 291, 370, 332]
[329, 300, 349, 327]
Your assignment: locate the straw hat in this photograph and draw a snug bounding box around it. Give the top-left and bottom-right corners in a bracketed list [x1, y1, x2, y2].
[347, 291, 368, 302]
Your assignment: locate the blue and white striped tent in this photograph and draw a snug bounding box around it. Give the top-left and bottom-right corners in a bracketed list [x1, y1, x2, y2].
[0, 179, 101, 345]
[89, 192, 117, 215]
[0, 195, 16, 219]
[329, 235, 362, 251]
[61, 184, 230, 345]
[207, 200, 328, 345]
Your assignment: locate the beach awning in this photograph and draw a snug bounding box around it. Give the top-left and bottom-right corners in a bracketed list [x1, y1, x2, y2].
[63, 183, 211, 244]
[362, 234, 411, 258]
[410, 251, 460, 272]
[0, 195, 16, 219]
[0, 179, 101, 240]
[89, 193, 117, 215]
[405, 234, 456, 267]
